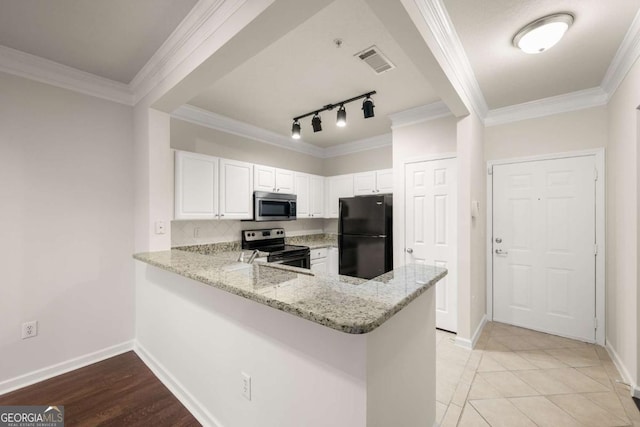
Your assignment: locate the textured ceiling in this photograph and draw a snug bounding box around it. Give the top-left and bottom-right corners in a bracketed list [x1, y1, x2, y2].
[0, 0, 198, 83]
[188, 0, 440, 148]
[443, 0, 640, 109]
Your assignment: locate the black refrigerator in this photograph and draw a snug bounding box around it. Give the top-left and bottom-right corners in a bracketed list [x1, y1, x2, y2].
[338, 194, 393, 279]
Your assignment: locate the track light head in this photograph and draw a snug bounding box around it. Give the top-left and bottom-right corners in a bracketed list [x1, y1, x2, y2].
[311, 113, 322, 132]
[362, 95, 375, 118]
[336, 105, 347, 127]
[291, 120, 301, 139]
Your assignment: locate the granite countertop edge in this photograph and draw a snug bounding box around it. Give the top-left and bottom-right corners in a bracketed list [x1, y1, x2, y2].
[133, 251, 445, 335]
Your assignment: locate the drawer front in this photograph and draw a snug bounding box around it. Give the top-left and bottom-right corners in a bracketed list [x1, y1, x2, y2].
[310, 248, 328, 260]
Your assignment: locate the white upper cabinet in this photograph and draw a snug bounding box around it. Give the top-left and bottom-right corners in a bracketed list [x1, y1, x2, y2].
[254, 165, 295, 193]
[175, 151, 219, 220]
[353, 169, 393, 195]
[295, 172, 310, 218]
[325, 174, 354, 218]
[309, 175, 324, 218]
[376, 169, 394, 193]
[219, 158, 254, 220]
[295, 173, 323, 218]
[353, 171, 376, 195]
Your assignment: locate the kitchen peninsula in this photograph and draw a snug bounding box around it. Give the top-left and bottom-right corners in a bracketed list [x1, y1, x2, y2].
[134, 247, 446, 427]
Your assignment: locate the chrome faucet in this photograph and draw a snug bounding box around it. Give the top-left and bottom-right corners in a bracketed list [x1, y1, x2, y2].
[247, 249, 260, 264]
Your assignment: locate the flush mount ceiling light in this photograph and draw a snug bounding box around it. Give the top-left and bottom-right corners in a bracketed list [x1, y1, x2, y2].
[513, 13, 574, 54]
[290, 91, 376, 139]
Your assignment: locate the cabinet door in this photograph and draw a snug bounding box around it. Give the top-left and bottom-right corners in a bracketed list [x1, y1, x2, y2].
[254, 165, 276, 192]
[174, 151, 218, 220]
[219, 158, 254, 220]
[275, 168, 295, 193]
[294, 173, 310, 218]
[353, 171, 376, 195]
[311, 259, 328, 273]
[376, 169, 394, 194]
[326, 175, 354, 218]
[309, 174, 324, 218]
[328, 247, 339, 276]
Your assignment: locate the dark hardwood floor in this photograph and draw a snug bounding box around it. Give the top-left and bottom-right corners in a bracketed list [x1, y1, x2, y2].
[0, 351, 200, 426]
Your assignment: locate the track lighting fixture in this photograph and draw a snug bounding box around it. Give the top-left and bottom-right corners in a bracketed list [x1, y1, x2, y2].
[362, 95, 375, 118]
[291, 120, 301, 140]
[336, 105, 347, 127]
[311, 113, 322, 132]
[290, 90, 376, 139]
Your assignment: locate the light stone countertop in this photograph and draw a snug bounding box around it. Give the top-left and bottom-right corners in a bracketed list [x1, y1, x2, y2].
[133, 248, 446, 334]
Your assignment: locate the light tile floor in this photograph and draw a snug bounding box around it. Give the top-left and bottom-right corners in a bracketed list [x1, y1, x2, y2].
[436, 321, 640, 427]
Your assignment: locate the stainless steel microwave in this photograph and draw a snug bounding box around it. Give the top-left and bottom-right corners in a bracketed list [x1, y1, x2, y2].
[253, 191, 297, 221]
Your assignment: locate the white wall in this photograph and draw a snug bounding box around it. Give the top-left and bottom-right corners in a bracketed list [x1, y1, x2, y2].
[171, 118, 324, 175]
[456, 113, 486, 344]
[323, 146, 392, 176]
[606, 59, 640, 391]
[485, 107, 607, 161]
[0, 72, 135, 387]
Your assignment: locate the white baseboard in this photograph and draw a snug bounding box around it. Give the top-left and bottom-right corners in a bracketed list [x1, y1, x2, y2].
[0, 340, 134, 396]
[134, 342, 223, 427]
[455, 315, 487, 350]
[605, 340, 640, 398]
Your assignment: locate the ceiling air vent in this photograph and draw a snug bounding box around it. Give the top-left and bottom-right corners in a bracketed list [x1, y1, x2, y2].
[355, 45, 395, 74]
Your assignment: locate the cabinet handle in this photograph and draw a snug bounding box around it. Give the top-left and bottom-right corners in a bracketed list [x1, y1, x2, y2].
[406, 248, 413, 254]
[220, 214, 224, 217]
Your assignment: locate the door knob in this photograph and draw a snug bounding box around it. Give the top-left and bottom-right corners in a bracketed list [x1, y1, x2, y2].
[495, 249, 508, 255]
[406, 248, 413, 254]
[495, 237, 502, 243]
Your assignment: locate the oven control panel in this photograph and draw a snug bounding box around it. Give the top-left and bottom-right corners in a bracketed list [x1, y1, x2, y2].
[243, 228, 285, 242]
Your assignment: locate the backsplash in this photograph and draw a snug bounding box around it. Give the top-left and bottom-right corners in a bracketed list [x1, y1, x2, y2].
[324, 219, 338, 234]
[172, 218, 328, 247]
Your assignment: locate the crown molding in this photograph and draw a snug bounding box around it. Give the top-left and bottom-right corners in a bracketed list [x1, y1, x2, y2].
[411, 0, 489, 118]
[389, 101, 452, 129]
[172, 105, 325, 158]
[130, 0, 246, 105]
[0, 45, 133, 105]
[484, 87, 608, 127]
[601, 8, 640, 96]
[323, 134, 392, 158]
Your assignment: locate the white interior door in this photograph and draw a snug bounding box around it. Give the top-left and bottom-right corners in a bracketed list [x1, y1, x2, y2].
[492, 156, 596, 341]
[405, 158, 457, 332]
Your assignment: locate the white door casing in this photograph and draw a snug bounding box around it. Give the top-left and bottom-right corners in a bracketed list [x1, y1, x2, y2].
[492, 156, 596, 342]
[405, 158, 458, 332]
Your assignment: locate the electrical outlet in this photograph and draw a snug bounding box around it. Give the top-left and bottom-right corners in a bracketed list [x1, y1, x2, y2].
[22, 321, 38, 339]
[241, 372, 251, 401]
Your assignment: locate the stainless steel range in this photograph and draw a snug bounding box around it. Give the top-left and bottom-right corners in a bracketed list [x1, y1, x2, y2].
[241, 228, 310, 269]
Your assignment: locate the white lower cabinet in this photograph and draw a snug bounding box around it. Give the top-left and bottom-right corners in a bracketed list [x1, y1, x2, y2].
[310, 248, 328, 274]
[328, 247, 339, 276]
